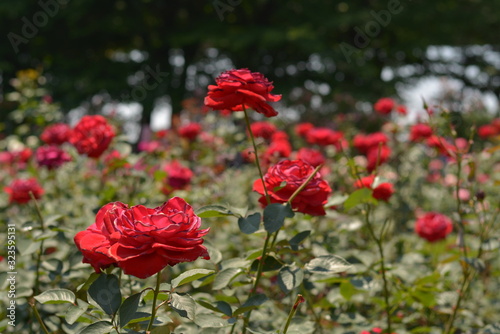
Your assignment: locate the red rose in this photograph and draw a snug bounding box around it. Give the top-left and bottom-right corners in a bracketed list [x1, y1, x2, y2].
[35, 145, 72, 170]
[271, 131, 289, 142]
[354, 175, 393, 201]
[204, 68, 281, 117]
[478, 124, 499, 139]
[492, 118, 500, 130]
[250, 121, 277, 140]
[41, 123, 72, 145]
[366, 145, 391, 172]
[354, 175, 376, 189]
[253, 159, 332, 216]
[374, 97, 395, 115]
[178, 123, 202, 140]
[415, 212, 453, 242]
[295, 122, 314, 138]
[306, 127, 343, 146]
[69, 115, 115, 158]
[372, 182, 394, 201]
[162, 161, 193, 194]
[426, 135, 456, 157]
[296, 148, 325, 167]
[265, 139, 292, 160]
[74, 197, 210, 279]
[353, 132, 388, 154]
[409, 124, 433, 142]
[4, 178, 44, 204]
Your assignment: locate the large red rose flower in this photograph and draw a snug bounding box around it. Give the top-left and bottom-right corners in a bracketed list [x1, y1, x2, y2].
[204, 69, 281, 117]
[253, 159, 332, 216]
[74, 197, 210, 279]
[69, 115, 115, 158]
[415, 212, 453, 242]
[4, 178, 44, 204]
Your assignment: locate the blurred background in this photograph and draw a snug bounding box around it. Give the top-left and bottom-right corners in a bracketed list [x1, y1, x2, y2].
[1, 0, 500, 142]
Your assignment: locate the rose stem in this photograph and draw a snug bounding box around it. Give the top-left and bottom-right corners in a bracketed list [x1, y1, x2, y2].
[282, 295, 305, 334]
[364, 204, 392, 334]
[30, 192, 45, 295]
[29, 298, 50, 334]
[146, 270, 163, 331]
[243, 107, 271, 204]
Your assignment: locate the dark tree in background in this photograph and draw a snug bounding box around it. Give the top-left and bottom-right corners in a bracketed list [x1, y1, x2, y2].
[1, 0, 500, 133]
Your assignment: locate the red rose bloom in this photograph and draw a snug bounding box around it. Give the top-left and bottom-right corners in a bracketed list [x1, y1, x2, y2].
[265, 139, 292, 160]
[426, 135, 457, 157]
[354, 175, 393, 201]
[178, 123, 202, 141]
[4, 178, 44, 204]
[415, 212, 453, 242]
[306, 127, 343, 146]
[69, 115, 115, 158]
[253, 159, 332, 216]
[366, 145, 391, 172]
[41, 123, 72, 145]
[296, 148, 326, 167]
[354, 175, 376, 189]
[372, 182, 394, 201]
[409, 124, 433, 142]
[374, 97, 395, 115]
[250, 121, 277, 140]
[204, 68, 281, 117]
[35, 145, 72, 170]
[295, 122, 314, 138]
[74, 197, 210, 279]
[271, 131, 289, 142]
[478, 124, 499, 139]
[162, 161, 194, 195]
[353, 132, 388, 154]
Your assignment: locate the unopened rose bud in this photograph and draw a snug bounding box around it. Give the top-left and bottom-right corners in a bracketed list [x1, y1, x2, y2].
[475, 191, 486, 202]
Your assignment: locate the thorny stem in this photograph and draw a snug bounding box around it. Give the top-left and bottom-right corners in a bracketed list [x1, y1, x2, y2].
[282, 295, 305, 334]
[242, 231, 272, 334]
[146, 271, 163, 332]
[243, 108, 270, 204]
[364, 205, 392, 334]
[30, 193, 45, 295]
[241, 107, 273, 334]
[29, 298, 50, 334]
[444, 153, 471, 334]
